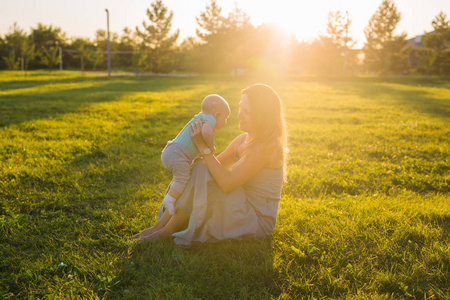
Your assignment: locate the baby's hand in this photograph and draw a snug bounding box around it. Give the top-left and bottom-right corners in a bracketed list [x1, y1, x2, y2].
[190, 120, 207, 149]
[189, 120, 203, 138]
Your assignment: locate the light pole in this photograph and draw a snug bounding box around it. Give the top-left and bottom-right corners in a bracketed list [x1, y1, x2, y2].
[343, 11, 349, 76]
[105, 9, 111, 76]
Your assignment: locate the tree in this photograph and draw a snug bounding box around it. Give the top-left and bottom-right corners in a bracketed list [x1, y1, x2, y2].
[176, 37, 200, 72]
[71, 38, 92, 73]
[91, 48, 104, 71]
[132, 43, 148, 75]
[2, 22, 27, 69]
[93, 29, 121, 70]
[40, 46, 59, 70]
[93, 30, 107, 70]
[422, 11, 450, 75]
[2, 51, 20, 70]
[29, 23, 66, 69]
[249, 23, 297, 75]
[196, 0, 224, 44]
[3, 22, 26, 52]
[223, 3, 254, 75]
[415, 48, 433, 76]
[118, 27, 136, 69]
[135, 0, 179, 73]
[326, 11, 358, 75]
[363, 0, 410, 74]
[30, 23, 65, 50]
[300, 11, 359, 76]
[194, 0, 226, 72]
[0, 37, 8, 69]
[308, 11, 357, 75]
[21, 39, 36, 71]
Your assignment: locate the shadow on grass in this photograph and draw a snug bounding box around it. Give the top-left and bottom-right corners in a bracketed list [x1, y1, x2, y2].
[0, 75, 109, 91]
[110, 237, 279, 299]
[0, 76, 211, 127]
[313, 75, 450, 88]
[326, 77, 450, 120]
[418, 212, 450, 237]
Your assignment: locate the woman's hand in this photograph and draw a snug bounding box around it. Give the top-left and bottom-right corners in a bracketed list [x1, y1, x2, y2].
[189, 120, 208, 152]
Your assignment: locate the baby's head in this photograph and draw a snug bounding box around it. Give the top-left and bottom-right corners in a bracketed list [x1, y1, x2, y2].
[201, 94, 230, 130]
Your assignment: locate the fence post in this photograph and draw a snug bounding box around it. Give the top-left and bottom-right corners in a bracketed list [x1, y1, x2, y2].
[59, 47, 63, 71]
[106, 9, 111, 77]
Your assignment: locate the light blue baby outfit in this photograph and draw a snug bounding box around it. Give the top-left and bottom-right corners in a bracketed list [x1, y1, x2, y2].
[174, 113, 216, 157]
[161, 113, 216, 194]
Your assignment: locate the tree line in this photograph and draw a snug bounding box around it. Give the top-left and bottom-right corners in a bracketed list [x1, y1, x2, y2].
[1, 0, 449, 75]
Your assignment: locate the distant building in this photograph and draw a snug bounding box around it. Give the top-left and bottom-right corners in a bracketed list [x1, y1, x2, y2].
[406, 34, 427, 50]
[406, 32, 430, 69]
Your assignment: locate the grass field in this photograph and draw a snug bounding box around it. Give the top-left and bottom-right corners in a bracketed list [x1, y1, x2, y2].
[0, 71, 449, 299]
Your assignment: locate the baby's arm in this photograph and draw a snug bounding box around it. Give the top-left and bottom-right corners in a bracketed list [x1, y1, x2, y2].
[201, 122, 215, 153]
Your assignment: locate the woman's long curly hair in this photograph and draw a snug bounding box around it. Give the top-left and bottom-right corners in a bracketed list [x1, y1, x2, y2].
[241, 84, 288, 167]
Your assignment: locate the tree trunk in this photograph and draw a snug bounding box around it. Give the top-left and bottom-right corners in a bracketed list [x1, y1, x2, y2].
[81, 56, 85, 75]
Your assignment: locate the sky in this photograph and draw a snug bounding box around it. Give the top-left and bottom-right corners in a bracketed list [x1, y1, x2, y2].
[1, 0, 449, 48]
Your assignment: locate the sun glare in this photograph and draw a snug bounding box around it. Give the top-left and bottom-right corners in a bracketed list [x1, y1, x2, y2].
[246, 1, 329, 42]
[232, 0, 372, 47]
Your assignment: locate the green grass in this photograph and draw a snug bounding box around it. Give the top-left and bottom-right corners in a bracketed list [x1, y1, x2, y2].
[0, 71, 449, 299]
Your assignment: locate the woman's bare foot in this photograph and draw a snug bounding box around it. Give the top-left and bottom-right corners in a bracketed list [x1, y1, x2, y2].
[129, 209, 173, 240]
[140, 228, 168, 242]
[129, 226, 159, 240]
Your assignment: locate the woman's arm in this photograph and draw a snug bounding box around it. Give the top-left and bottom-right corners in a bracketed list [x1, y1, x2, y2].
[190, 122, 267, 193]
[203, 148, 267, 193]
[216, 133, 246, 169]
[201, 122, 215, 153]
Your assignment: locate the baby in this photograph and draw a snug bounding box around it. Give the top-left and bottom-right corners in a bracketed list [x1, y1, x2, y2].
[161, 94, 230, 214]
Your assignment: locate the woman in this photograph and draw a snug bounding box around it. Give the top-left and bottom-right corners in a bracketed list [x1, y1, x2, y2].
[132, 84, 287, 245]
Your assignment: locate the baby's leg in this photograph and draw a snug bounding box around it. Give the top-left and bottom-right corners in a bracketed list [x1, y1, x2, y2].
[162, 188, 181, 215]
[162, 153, 191, 215]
